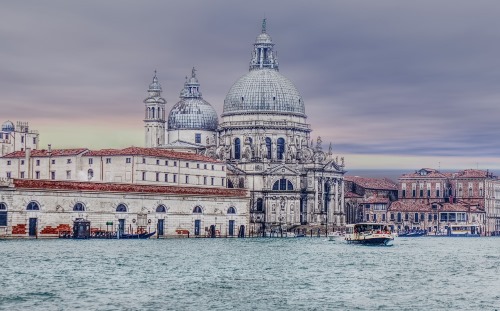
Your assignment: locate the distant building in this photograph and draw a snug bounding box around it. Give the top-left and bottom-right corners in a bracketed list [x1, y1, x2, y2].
[389, 168, 499, 235]
[0, 121, 39, 157]
[344, 176, 398, 224]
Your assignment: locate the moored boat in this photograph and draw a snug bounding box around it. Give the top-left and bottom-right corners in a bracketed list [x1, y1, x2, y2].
[345, 223, 394, 245]
[432, 224, 480, 237]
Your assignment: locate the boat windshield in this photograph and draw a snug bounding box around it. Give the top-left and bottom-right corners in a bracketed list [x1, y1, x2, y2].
[354, 224, 385, 232]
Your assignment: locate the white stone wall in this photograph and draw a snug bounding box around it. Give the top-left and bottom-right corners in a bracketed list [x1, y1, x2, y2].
[168, 129, 215, 147]
[0, 187, 249, 238]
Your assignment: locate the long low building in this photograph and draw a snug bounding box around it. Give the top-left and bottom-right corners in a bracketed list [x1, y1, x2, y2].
[0, 178, 248, 238]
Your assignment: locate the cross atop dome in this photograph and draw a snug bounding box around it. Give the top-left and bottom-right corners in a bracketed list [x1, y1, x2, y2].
[262, 18, 267, 33]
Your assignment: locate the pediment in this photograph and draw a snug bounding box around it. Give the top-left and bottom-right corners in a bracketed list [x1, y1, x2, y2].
[264, 164, 300, 176]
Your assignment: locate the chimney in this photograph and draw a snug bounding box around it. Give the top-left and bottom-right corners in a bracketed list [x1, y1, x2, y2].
[26, 147, 32, 179]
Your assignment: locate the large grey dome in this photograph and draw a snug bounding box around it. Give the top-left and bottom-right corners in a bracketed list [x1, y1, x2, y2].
[223, 69, 304, 116]
[2, 121, 14, 132]
[168, 68, 218, 131]
[222, 19, 305, 117]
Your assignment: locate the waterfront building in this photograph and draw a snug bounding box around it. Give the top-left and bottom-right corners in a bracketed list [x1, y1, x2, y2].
[0, 121, 39, 157]
[0, 178, 248, 238]
[343, 176, 398, 224]
[391, 168, 499, 235]
[146, 20, 346, 233]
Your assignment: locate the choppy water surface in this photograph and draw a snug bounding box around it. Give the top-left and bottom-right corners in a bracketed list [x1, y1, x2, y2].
[1, 237, 499, 310]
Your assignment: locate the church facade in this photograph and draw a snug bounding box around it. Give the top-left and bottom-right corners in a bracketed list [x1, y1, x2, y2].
[147, 20, 346, 232]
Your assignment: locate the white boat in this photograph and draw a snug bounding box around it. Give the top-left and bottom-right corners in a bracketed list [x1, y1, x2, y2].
[432, 224, 481, 237]
[327, 231, 344, 241]
[345, 223, 394, 246]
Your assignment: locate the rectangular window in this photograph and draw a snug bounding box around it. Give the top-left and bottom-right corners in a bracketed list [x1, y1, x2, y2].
[211, 165, 214, 170]
[33, 137, 36, 144]
[428, 214, 432, 222]
[419, 189, 424, 197]
[222, 177, 225, 186]
[142, 158, 146, 164]
[427, 190, 431, 197]
[204, 176, 207, 185]
[0, 133, 3, 139]
[197, 163, 200, 169]
[51, 171, 55, 180]
[67, 159, 72, 164]
[366, 214, 370, 221]
[211, 177, 214, 186]
[373, 214, 377, 221]
[36, 159, 40, 166]
[405, 213, 409, 221]
[106, 158, 111, 164]
[204, 164, 207, 169]
[164, 174, 168, 182]
[20, 171, 25, 178]
[173, 174, 177, 182]
[126, 158, 131, 164]
[66, 170, 71, 179]
[195, 133, 201, 144]
[142, 172, 146, 181]
[6, 172, 11, 178]
[222, 166, 225, 171]
[174, 161, 177, 167]
[186, 162, 189, 168]
[436, 189, 440, 197]
[382, 214, 386, 221]
[21, 160, 24, 165]
[402, 190, 406, 198]
[156, 172, 160, 182]
[52, 159, 56, 164]
[390, 213, 395, 221]
[412, 190, 416, 197]
[7, 161, 11, 166]
[185, 176, 189, 183]
[89, 158, 93, 165]
[35, 171, 40, 179]
[165, 161, 168, 166]
[21, 136, 24, 143]
[0, 211, 7, 226]
[156, 159, 160, 165]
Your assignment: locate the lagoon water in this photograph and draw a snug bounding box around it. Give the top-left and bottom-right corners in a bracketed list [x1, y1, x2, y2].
[0, 237, 499, 311]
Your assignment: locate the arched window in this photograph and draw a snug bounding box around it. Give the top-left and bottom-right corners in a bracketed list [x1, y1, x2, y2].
[272, 179, 294, 191]
[265, 137, 272, 159]
[0, 202, 6, 226]
[193, 206, 203, 214]
[27, 201, 40, 211]
[228, 179, 234, 188]
[397, 212, 402, 222]
[256, 198, 263, 212]
[156, 205, 167, 213]
[73, 202, 85, 212]
[87, 169, 94, 180]
[227, 207, 236, 214]
[116, 204, 127, 212]
[234, 138, 241, 159]
[277, 137, 285, 160]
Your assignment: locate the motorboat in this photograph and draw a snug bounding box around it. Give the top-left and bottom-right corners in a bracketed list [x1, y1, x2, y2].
[345, 223, 394, 246]
[432, 224, 481, 237]
[327, 231, 345, 241]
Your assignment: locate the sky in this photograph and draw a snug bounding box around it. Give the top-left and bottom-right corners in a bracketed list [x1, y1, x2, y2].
[1, 0, 500, 171]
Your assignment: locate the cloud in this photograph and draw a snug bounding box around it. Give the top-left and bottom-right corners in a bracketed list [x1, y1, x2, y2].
[1, 1, 500, 168]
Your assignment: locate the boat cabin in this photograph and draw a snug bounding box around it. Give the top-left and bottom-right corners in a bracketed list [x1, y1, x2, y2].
[346, 223, 390, 234]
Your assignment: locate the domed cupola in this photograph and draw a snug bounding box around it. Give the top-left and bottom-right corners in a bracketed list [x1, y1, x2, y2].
[2, 121, 15, 132]
[168, 68, 218, 131]
[222, 19, 305, 117]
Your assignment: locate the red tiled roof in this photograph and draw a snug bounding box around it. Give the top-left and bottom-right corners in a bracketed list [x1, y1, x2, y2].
[85, 147, 220, 163]
[3, 148, 88, 158]
[361, 197, 390, 204]
[439, 202, 485, 213]
[344, 191, 362, 199]
[454, 169, 494, 179]
[400, 168, 448, 179]
[13, 179, 247, 197]
[344, 176, 397, 190]
[388, 201, 430, 212]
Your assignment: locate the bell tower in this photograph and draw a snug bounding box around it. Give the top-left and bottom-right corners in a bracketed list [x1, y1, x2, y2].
[144, 71, 166, 148]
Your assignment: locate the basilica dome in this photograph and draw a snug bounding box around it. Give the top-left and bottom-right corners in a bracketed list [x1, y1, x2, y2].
[168, 68, 218, 131]
[222, 20, 305, 117]
[1, 121, 14, 132]
[223, 69, 304, 117]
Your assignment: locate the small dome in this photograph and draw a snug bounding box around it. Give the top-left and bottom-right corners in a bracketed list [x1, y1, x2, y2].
[168, 68, 218, 131]
[168, 98, 218, 130]
[223, 69, 304, 116]
[149, 75, 162, 92]
[2, 121, 14, 132]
